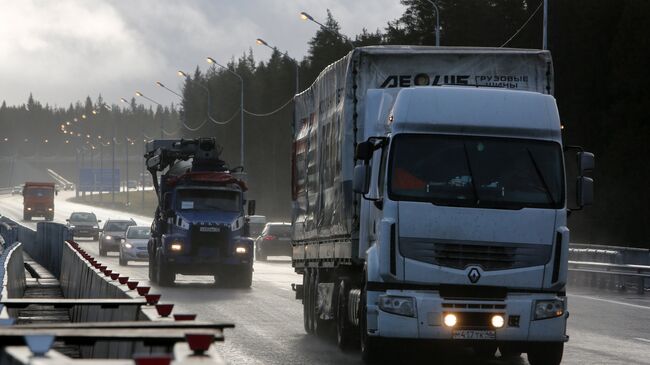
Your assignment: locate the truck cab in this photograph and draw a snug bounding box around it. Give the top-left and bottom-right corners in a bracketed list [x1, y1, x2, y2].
[353, 86, 594, 363]
[146, 139, 255, 288]
[22, 182, 56, 221]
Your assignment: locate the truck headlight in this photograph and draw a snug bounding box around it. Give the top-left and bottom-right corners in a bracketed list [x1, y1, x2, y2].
[170, 242, 183, 251]
[104, 235, 112, 240]
[235, 246, 247, 254]
[534, 299, 565, 320]
[47, 208, 53, 211]
[378, 295, 416, 317]
[27, 207, 32, 211]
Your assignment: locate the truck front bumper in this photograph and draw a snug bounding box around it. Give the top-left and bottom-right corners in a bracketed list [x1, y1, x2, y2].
[166, 255, 252, 275]
[367, 289, 568, 343]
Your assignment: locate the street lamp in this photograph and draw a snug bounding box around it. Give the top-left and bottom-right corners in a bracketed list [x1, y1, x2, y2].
[426, 0, 441, 47]
[122, 98, 145, 209]
[206, 56, 245, 168]
[156, 81, 183, 99]
[178, 70, 222, 129]
[299, 11, 355, 48]
[135, 91, 164, 138]
[256, 38, 300, 95]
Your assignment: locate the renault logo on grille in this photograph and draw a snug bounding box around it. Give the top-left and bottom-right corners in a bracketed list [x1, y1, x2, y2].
[468, 268, 481, 283]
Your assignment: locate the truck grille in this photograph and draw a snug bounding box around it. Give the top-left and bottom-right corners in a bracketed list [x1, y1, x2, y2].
[400, 238, 552, 271]
[190, 226, 230, 256]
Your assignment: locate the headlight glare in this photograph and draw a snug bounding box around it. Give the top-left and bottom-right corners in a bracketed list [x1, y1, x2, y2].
[105, 235, 112, 240]
[443, 313, 457, 327]
[378, 295, 416, 317]
[534, 299, 565, 320]
[124, 243, 133, 249]
[170, 242, 183, 251]
[491, 314, 505, 328]
[235, 246, 247, 254]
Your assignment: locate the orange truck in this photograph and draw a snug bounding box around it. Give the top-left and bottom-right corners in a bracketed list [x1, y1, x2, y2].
[22, 182, 56, 221]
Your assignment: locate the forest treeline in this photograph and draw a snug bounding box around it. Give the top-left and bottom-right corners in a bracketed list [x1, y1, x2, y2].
[1, 0, 648, 245]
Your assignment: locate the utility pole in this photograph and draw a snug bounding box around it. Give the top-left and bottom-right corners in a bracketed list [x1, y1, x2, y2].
[426, 1, 441, 47]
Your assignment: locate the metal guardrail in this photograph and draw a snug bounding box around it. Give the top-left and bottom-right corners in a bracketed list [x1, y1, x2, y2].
[569, 243, 650, 294]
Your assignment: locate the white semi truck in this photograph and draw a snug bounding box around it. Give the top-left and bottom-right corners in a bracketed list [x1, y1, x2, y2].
[291, 46, 594, 364]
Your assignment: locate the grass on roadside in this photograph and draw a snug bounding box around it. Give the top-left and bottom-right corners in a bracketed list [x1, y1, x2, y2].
[67, 190, 158, 217]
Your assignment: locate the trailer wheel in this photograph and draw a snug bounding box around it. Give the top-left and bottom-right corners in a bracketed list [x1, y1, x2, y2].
[336, 279, 357, 350]
[527, 342, 563, 365]
[303, 269, 313, 334]
[148, 256, 157, 283]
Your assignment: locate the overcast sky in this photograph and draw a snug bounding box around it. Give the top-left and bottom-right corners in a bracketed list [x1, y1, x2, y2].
[0, 0, 405, 108]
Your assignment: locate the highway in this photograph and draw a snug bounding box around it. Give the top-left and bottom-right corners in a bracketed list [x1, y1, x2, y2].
[1, 191, 650, 364]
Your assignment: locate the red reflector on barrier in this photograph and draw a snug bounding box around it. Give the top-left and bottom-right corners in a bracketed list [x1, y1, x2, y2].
[173, 314, 197, 321]
[155, 304, 174, 317]
[133, 354, 173, 365]
[145, 294, 161, 305]
[127, 281, 139, 290]
[103, 269, 112, 277]
[118, 276, 129, 284]
[137, 286, 151, 296]
[185, 333, 214, 355]
[110, 272, 120, 280]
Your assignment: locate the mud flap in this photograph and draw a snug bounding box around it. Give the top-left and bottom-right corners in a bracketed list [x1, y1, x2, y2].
[317, 282, 335, 320]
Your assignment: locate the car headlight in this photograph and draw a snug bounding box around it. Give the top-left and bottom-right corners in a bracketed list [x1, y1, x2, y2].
[27, 207, 32, 211]
[534, 299, 565, 320]
[47, 208, 53, 211]
[235, 246, 247, 254]
[120, 238, 126, 243]
[104, 235, 112, 240]
[124, 242, 133, 249]
[378, 295, 416, 317]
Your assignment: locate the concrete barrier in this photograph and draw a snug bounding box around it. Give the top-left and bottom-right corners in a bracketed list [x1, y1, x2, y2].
[1, 243, 26, 318]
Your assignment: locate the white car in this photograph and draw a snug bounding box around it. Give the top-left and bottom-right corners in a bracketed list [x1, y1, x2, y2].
[118, 226, 151, 266]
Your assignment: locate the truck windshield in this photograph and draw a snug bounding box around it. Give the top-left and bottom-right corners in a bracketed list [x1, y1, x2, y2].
[176, 189, 241, 212]
[388, 134, 564, 209]
[24, 188, 53, 197]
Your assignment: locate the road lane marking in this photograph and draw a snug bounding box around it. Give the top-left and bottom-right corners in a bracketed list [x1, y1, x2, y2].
[634, 338, 650, 343]
[570, 294, 650, 310]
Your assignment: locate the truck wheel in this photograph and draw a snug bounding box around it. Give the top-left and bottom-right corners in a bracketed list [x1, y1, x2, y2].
[156, 252, 174, 287]
[303, 270, 313, 334]
[360, 284, 383, 364]
[235, 266, 253, 288]
[148, 256, 158, 283]
[310, 269, 320, 335]
[336, 279, 357, 350]
[527, 343, 563, 365]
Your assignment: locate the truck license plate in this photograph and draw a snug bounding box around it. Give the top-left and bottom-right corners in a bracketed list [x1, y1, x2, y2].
[200, 227, 220, 232]
[452, 330, 496, 340]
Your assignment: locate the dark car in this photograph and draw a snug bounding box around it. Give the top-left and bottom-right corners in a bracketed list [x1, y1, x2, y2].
[99, 219, 136, 256]
[67, 212, 101, 240]
[254, 222, 292, 261]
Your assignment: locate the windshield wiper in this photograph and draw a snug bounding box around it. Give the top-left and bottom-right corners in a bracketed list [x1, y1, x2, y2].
[462, 141, 481, 206]
[526, 148, 556, 206]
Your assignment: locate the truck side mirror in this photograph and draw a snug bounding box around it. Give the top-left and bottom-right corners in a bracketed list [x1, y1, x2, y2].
[353, 165, 370, 194]
[578, 151, 595, 174]
[355, 141, 374, 162]
[248, 200, 256, 216]
[577, 176, 593, 207]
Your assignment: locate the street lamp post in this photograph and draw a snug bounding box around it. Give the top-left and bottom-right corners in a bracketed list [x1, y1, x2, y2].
[256, 38, 300, 95]
[178, 70, 223, 128]
[299, 11, 355, 49]
[426, 0, 441, 47]
[122, 97, 146, 210]
[136, 91, 164, 139]
[542, 0, 548, 50]
[205, 58, 245, 168]
[156, 81, 183, 99]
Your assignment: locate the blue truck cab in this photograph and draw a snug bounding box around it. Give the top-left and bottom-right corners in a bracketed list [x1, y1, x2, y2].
[145, 138, 255, 287]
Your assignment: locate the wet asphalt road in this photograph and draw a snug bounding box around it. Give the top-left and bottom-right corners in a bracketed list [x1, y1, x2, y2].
[2, 191, 650, 364]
